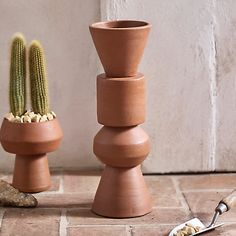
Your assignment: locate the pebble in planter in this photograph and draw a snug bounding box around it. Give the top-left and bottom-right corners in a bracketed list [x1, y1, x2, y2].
[0, 34, 63, 193]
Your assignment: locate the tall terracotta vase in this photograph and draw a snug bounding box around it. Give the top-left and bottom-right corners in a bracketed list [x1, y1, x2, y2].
[89, 20, 152, 218]
[0, 118, 63, 193]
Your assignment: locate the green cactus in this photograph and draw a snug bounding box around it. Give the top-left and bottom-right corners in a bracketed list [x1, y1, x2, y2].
[9, 33, 26, 116]
[29, 40, 49, 115]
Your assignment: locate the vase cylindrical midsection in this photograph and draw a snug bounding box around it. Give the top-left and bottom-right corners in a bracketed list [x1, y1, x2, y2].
[97, 73, 145, 127]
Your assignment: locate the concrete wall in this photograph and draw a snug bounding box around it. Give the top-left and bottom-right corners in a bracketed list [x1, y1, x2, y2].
[0, 0, 101, 171]
[0, 0, 235, 173]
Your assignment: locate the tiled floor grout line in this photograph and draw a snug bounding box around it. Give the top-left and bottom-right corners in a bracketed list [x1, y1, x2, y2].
[59, 209, 68, 236]
[66, 225, 135, 227]
[33, 206, 185, 210]
[129, 225, 134, 236]
[152, 206, 185, 209]
[50, 188, 232, 194]
[58, 173, 64, 194]
[125, 225, 132, 236]
[171, 177, 191, 214]
[35, 192, 95, 195]
[182, 189, 233, 193]
[35, 190, 65, 195]
[66, 224, 178, 227]
[33, 188, 234, 196]
[35, 189, 230, 195]
[37, 207, 92, 210]
[0, 209, 6, 228]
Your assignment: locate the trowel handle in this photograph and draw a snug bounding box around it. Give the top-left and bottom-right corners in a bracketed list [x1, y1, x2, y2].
[210, 190, 236, 227]
[221, 189, 236, 210]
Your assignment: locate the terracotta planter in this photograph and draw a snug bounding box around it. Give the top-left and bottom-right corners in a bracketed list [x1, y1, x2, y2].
[0, 118, 63, 193]
[89, 20, 151, 77]
[90, 19, 152, 218]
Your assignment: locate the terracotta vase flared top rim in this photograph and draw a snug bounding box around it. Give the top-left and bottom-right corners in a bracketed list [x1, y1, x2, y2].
[89, 20, 151, 31]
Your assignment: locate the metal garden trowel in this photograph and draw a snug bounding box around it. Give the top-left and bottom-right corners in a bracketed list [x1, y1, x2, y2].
[168, 189, 236, 236]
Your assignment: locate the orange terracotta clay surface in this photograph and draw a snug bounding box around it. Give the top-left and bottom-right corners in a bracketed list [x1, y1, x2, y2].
[89, 20, 151, 77]
[97, 73, 145, 127]
[93, 126, 150, 168]
[90, 19, 152, 218]
[92, 165, 152, 218]
[0, 118, 63, 192]
[0, 118, 62, 155]
[12, 154, 51, 193]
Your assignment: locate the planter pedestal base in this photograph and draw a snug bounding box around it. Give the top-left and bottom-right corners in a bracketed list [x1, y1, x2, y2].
[12, 154, 51, 193]
[92, 165, 152, 218]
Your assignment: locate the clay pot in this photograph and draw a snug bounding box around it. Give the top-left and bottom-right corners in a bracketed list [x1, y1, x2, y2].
[97, 73, 145, 126]
[94, 126, 150, 167]
[90, 19, 152, 218]
[92, 165, 152, 218]
[0, 118, 63, 192]
[89, 20, 151, 77]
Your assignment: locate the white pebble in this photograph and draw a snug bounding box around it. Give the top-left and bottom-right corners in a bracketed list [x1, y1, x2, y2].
[24, 110, 31, 115]
[23, 115, 31, 123]
[31, 114, 41, 122]
[4, 113, 14, 121]
[40, 115, 48, 122]
[28, 112, 35, 119]
[13, 116, 21, 123]
[20, 116, 24, 123]
[47, 113, 54, 121]
[50, 111, 56, 118]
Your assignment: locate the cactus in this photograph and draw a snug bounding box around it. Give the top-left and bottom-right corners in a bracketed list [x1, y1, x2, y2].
[9, 33, 26, 116]
[29, 40, 49, 115]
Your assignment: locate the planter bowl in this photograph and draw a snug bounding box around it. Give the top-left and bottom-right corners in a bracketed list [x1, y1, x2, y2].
[0, 118, 62, 155]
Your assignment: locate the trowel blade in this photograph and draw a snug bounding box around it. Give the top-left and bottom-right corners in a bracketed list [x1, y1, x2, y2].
[168, 218, 224, 236]
[192, 223, 224, 235]
[168, 218, 205, 236]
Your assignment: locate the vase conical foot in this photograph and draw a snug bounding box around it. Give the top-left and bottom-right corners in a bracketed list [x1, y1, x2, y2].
[92, 165, 152, 218]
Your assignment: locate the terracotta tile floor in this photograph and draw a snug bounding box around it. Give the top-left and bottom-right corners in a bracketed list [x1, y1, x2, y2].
[0, 171, 236, 235]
